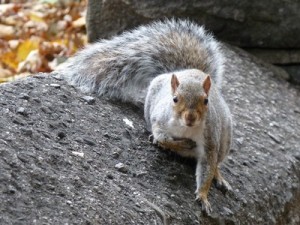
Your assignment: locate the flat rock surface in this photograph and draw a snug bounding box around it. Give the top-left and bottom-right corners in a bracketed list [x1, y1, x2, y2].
[0, 45, 300, 225]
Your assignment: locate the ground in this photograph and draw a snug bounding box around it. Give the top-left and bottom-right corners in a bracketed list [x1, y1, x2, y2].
[0, 45, 299, 224]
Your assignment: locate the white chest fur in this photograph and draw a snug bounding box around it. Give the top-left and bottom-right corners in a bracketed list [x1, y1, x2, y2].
[167, 118, 205, 144]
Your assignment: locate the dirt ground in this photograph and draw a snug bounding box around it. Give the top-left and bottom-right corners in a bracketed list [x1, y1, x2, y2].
[0, 45, 299, 224]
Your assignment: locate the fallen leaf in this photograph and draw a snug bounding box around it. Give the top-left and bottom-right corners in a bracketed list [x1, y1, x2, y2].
[29, 11, 45, 22]
[17, 39, 40, 62]
[0, 24, 15, 39]
[17, 49, 42, 73]
[72, 16, 85, 28]
[8, 40, 20, 50]
[1, 51, 18, 70]
[0, 0, 87, 82]
[0, 67, 13, 78]
[0, 3, 17, 15]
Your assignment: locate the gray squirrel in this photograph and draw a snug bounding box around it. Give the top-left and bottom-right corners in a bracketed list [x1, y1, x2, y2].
[59, 19, 232, 213]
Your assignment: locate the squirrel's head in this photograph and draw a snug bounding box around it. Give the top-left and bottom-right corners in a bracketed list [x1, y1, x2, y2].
[171, 73, 211, 127]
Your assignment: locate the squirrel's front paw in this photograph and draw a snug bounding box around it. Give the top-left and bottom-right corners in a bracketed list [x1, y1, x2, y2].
[149, 135, 166, 146]
[173, 137, 197, 150]
[150, 133, 172, 147]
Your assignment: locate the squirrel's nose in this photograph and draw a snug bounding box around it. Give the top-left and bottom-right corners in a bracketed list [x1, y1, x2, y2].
[185, 112, 196, 126]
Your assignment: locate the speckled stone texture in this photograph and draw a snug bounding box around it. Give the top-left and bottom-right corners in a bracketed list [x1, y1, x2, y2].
[86, 0, 300, 84]
[0, 45, 299, 224]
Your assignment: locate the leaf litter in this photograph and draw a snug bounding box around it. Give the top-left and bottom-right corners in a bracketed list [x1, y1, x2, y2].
[0, 0, 87, 83]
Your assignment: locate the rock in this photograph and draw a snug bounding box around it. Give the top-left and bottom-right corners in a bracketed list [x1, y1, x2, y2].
[40, 106, 52, 114]
[114, 162, 128, 173]
[236, 137, 244, 146]
[6, 185, 17, 194]
[86, 0, 300, 84]
[19, 93, 30, 100]
[20, 127, 33, 136]
[223, 206, 234, 216]
[12, 116, 26, 125]
[112, 149, 122, 159]
[0, 45, 299, 224]
[49, 83, 61, 88]
[71, 151, 84, 158]
[280, 65, 300, 84]
[87, 0, 300, 49]
[244, 49, 300, 84]
[81, 96, 96, 104]
[83, 137, 96, 146]
[246, 49, 300, 65]
[16, 107, 27, 116]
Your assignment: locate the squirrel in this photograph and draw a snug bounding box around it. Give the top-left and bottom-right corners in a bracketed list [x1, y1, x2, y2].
[144, 69, 232, 213]
[58, 19, 232, 213]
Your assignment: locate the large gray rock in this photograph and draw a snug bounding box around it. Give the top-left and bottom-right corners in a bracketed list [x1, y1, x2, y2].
[86, 0, 300, 84]
[87, 0, 300, 49]
[0, 45, 299, 224]
[246, 49, 300, 65]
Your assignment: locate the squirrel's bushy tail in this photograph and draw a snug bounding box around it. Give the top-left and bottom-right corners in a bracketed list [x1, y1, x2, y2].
[58, 19, 224, 107]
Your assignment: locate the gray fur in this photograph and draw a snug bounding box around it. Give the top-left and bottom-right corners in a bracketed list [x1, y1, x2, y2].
[58, 19, 224, 106]
[144, 69, 232, 208]
[144, 69, 232, 162]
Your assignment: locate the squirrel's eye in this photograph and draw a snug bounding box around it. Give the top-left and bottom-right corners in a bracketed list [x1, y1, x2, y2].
[173, 96, 178, 103]
[204, 98, 208, 105]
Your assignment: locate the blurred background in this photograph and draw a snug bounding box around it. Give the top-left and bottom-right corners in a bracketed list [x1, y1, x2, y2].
[0, 0, 87, 82]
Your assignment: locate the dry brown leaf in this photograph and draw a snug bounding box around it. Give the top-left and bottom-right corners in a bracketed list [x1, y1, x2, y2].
[1, 51, 18, 70]
[39, 41, 66, 56]
[17, 49, 42, 73]
[0, 0, 87, 82]
[72, 16, 85, 28]
[0, 24, 15, 39]
[56, 20, 68, 31]
[0, 3, 17, 15]
[0, 67, 13, 78]
[29, 12, 46, 23]
[1, 15, 21, 26]
[17, 39, 40, 63]
[8, 40, 20, 50]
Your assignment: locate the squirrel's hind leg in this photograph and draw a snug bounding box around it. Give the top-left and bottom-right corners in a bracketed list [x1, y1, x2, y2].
[214, 167, 232, 192]
[196, 164, 231, 214]
[195, 146, 217, 214]
[195, 165, 216, 214]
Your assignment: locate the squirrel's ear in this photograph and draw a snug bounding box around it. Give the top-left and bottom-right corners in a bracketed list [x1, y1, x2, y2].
[171, 74, 180, 93]
[203, 75, 211, 95]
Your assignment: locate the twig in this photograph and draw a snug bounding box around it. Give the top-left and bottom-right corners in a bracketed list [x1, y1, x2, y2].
[142, 198, 170, 225]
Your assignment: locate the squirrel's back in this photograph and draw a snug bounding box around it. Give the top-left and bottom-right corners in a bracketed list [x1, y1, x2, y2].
[59, 19, 224, 106]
